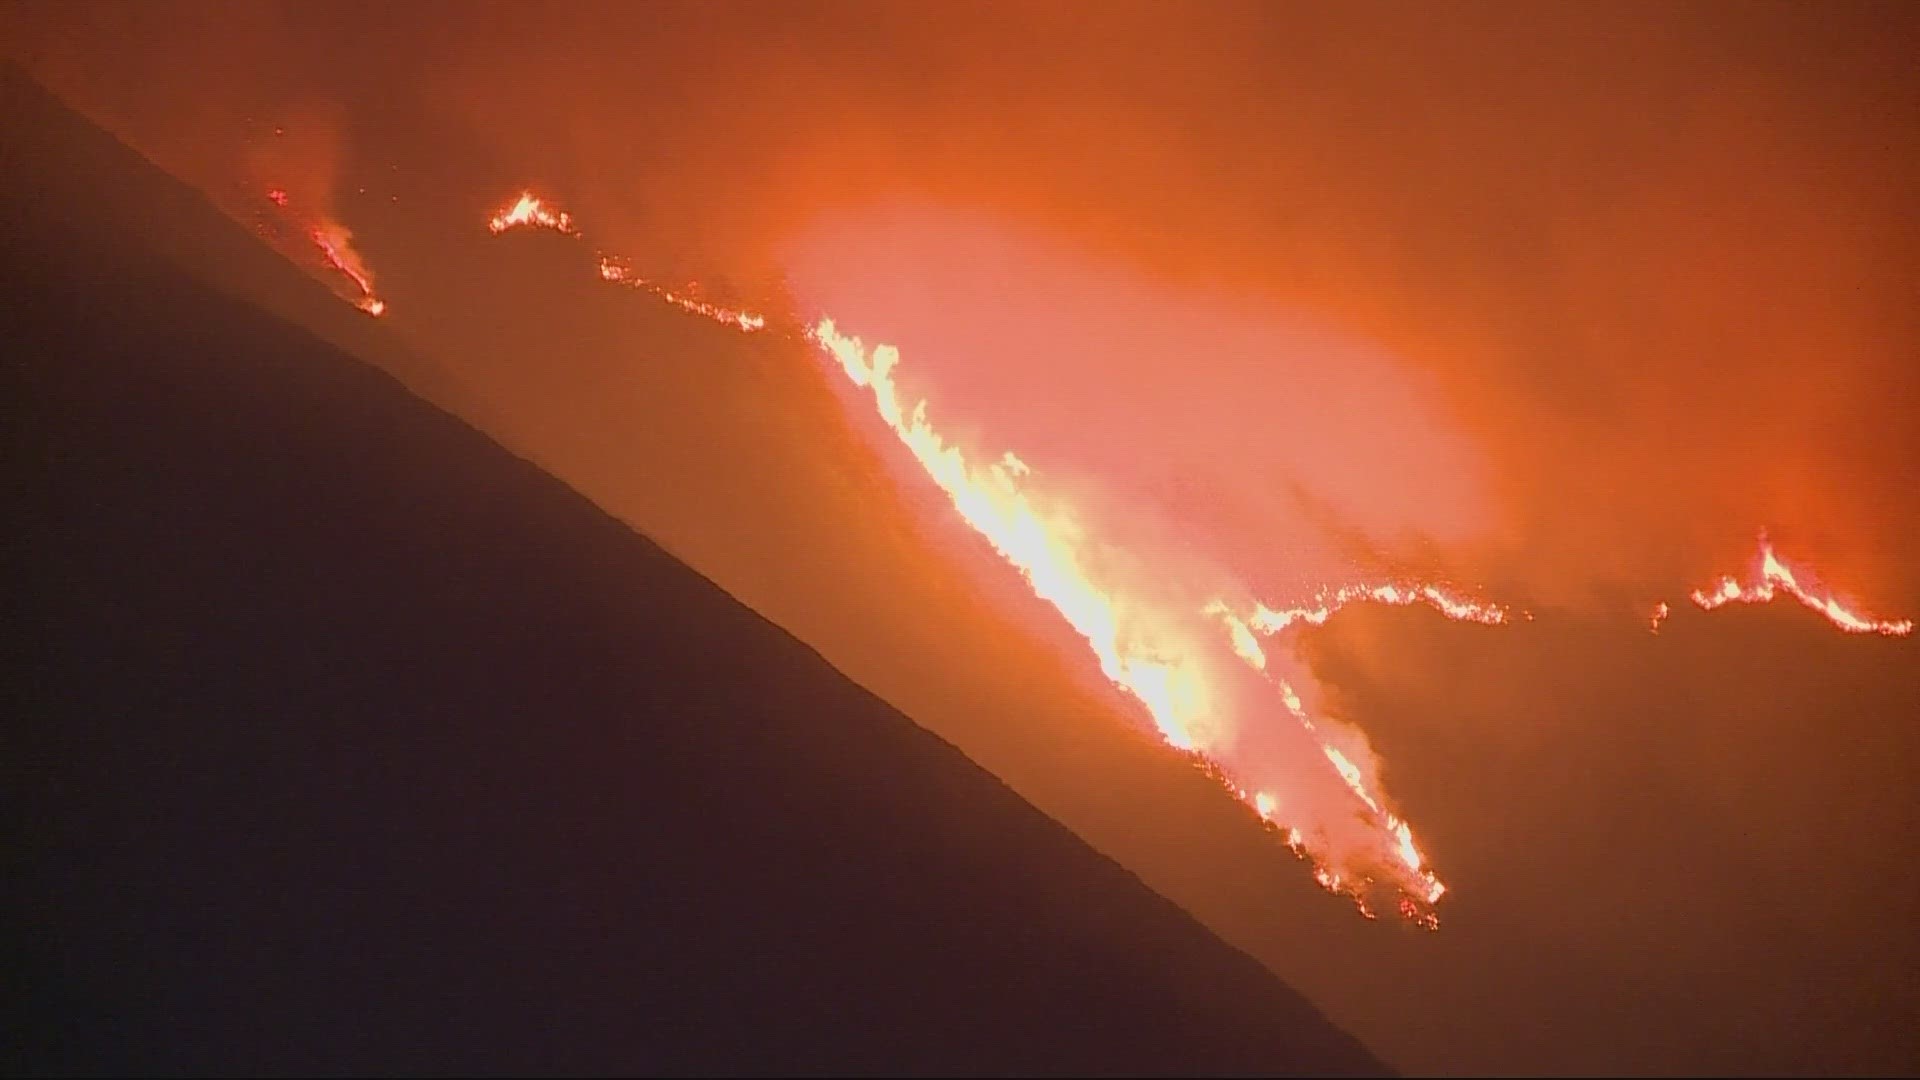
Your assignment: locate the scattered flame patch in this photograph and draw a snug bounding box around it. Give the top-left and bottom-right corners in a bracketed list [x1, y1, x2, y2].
[1688, 534, 1913, 637]
[488, 191, 578, 237]
[487, 193, 765, 332]
[599, 257, 766, 332]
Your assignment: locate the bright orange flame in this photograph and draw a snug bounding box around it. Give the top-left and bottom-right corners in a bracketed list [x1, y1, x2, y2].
[488, 191, 578, 237]
[479, 189, 1464, 923]
[808, 318, 1449, 918]
[222, 178, 1920, 930]
[1689, 534, 1913, 637]
[476, 188, 1897, 929]
[311, 226, 371, 295]
[310, 222, 386, 318]
[810, 319, 1198, 743]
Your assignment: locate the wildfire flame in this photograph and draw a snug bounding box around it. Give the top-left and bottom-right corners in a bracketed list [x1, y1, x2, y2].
[486, 193, 765, 332]
[488, 191, 578, 237]
[808, 318, 1202, 749]
[311, 222, 384, 316]
[261, 188, 386, 317]
[480, 187, 1495, 923]
[1248, 582, 1513, 635]
[808, 318, 1450, 918]
[475, 188, 1911, 929]
[1688, 534, 1913, 637]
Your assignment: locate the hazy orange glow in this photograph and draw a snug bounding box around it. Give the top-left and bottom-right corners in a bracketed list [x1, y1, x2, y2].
[11, 8, 1915, 1068]
[1690, 534, 1913, 637]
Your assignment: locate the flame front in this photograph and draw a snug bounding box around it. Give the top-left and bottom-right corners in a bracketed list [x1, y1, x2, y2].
[808, 318, 1452, 917]
[479, 188, 1511, 923]
[1688, 534, 1912, 637]
[475, 188, 1912, 930]
[1248, 582, 1512, 635]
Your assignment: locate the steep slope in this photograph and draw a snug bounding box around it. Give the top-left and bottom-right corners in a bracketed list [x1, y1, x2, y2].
[0, 67, 469, 423]
[1, 72, 1388, 1076]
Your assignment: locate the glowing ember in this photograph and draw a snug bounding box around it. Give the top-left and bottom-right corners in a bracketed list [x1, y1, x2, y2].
[1649, 601, 1670, 634]
[488, 191, 578, 236]
[1689, 534, 1913, 637]
[265, 187, 289, 207]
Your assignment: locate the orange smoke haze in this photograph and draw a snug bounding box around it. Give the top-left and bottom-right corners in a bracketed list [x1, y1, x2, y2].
[9, 3, 1915, 611]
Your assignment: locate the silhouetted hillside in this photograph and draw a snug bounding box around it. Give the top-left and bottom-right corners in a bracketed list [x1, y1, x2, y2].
[2, 70, 1388, 1076]
[0, 67, 468, 421]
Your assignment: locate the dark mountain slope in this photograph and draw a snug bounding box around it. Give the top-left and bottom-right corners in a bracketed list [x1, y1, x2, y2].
[2, 73, 1387, 1076]
[0, 67, 469, 422]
